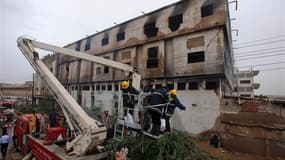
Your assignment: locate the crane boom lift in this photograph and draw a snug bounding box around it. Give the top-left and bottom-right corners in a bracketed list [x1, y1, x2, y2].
[17, 36, 141, 156]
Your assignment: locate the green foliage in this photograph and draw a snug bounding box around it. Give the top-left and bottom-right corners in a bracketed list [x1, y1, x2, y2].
[106, 131, 220, 160]
[37, 95, 56, 113]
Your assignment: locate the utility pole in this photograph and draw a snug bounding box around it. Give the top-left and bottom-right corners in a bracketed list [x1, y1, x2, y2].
[32, 73, 35, 109]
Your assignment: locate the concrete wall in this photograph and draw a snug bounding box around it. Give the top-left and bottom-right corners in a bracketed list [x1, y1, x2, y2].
[172, 90, 220, 134]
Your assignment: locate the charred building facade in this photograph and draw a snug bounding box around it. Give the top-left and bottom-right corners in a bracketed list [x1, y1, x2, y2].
[42, 0, 234, 134]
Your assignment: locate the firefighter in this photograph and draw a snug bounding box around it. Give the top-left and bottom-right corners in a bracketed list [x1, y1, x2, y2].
[143, 79, 154, 93]
[164, 89, 186, 132]
[121, 81, 139, 115]
[148, 86, 169, 136]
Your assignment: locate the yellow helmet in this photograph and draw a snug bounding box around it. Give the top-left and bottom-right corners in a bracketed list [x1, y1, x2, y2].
[121, 81, 129, 89]
[170, 89, 177, 96]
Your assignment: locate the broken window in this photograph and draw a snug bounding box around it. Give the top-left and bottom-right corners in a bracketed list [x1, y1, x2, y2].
[102, 85, 106, 91]
[75, 41, 81, 51]
[189, 81, 198, 90]
[187, 36, 204, 49]
[82, 86, 90, 91]
[240, 80, 251, 84]
[114, 84, 119, 91]
[177, 82, 186, 90]
[101, 37, 109, 46]
[96, 85, 100, 91]
[107, 85, 112, 91]
[85, 37, 91, 51]
[91, 95, 95, 106]
[187, 51, 205, 63]
[117, 32, 125, 41]
[240, 94, 251, 97]
[103, 57, 110, 74]
[201, 4, 213, 17]
[168, 14, 183, 31]
[96, 67, 101, 75]
[206, 80, 218, 90]
[147, 47, 159, 69]
[144, 22, 158, 37]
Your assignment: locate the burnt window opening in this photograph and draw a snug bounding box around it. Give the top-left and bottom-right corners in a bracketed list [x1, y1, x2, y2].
[96, 67, 101, 75]
[155, 84, 162, 89]
[167, 84, 174, 90]
[144, 22, 158, 37]
[82, 86, 90, 91]
[104, 66, 109, 73]
[240, 94, 251, 97]
[117, 32, 125, 41]
[75, 41, 81, 51]
[92, 85, 95, 91]
[201, 4, 213, 17]
[91, 95, 95, 106]
[177, 82, 186, 90]
[102, 85, 106, 91]
[240, 80, 251, 84]
[147, 47, 159, 69]
[206, 80, 219, 90]
[101, 37, 109, 46]
[103, 57, 110, 73]
[96, 85, 100, 91]
[85, 37, 91, 51]
[114, 84, 119, 91]
[189, 81, 198, 90]
[188, 51, 205, 63]
[66, 65, 69, 72]
[168, 14, 183, 31]
[107, 85, 112, 91]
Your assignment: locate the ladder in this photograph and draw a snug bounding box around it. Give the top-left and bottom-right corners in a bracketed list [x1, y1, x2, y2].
[113, 90, 125, 141]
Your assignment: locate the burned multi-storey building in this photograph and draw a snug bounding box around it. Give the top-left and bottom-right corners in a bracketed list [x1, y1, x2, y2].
[43, 0, 234, 134]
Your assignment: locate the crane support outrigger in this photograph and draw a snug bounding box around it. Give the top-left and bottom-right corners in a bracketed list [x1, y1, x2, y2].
[17, 36, 141, 156]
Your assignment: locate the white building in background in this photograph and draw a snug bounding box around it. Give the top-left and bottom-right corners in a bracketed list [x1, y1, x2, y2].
[236, 70, 260, 98]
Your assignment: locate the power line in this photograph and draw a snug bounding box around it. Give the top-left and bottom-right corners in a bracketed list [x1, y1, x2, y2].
[235, 35, 285, 46]
[238, 61, 285, 68]
[235, 53, 285, 61]
[234, 46, 285, 55]
[233, 39, 285, 49]
[234, 49, 285, 58]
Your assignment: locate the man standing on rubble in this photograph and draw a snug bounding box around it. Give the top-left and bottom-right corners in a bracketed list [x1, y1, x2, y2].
[121, 81, 139, 116]
[148, 86, 169, 136]
[164, 89, 186, 132]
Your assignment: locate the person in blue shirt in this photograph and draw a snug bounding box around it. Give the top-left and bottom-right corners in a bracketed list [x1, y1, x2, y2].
[49, 108, 57, 127]
[1, 129, 9, 159]
[164, 89, 186, 132]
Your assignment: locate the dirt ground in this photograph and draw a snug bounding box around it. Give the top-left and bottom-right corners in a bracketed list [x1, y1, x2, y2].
[6, 148, 23, 160]
[197, 140, 278, 160]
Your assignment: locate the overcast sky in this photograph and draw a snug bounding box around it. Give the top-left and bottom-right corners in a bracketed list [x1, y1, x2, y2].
[0, 0, 284, 96]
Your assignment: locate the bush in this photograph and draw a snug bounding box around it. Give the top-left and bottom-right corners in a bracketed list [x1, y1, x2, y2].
[106, 131, 221, 160]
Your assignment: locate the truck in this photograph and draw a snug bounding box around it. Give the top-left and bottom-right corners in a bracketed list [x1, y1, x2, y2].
[16, 36, 142, 160]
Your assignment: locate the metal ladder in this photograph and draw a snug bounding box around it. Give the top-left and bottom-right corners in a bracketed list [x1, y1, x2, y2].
[113, 90, 125, 141]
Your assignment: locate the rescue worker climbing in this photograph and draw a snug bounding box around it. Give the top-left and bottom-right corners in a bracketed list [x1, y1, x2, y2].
[147, 86, 169, 136]
[121, 81, 139, 115]
[164, 89, 186, 132]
